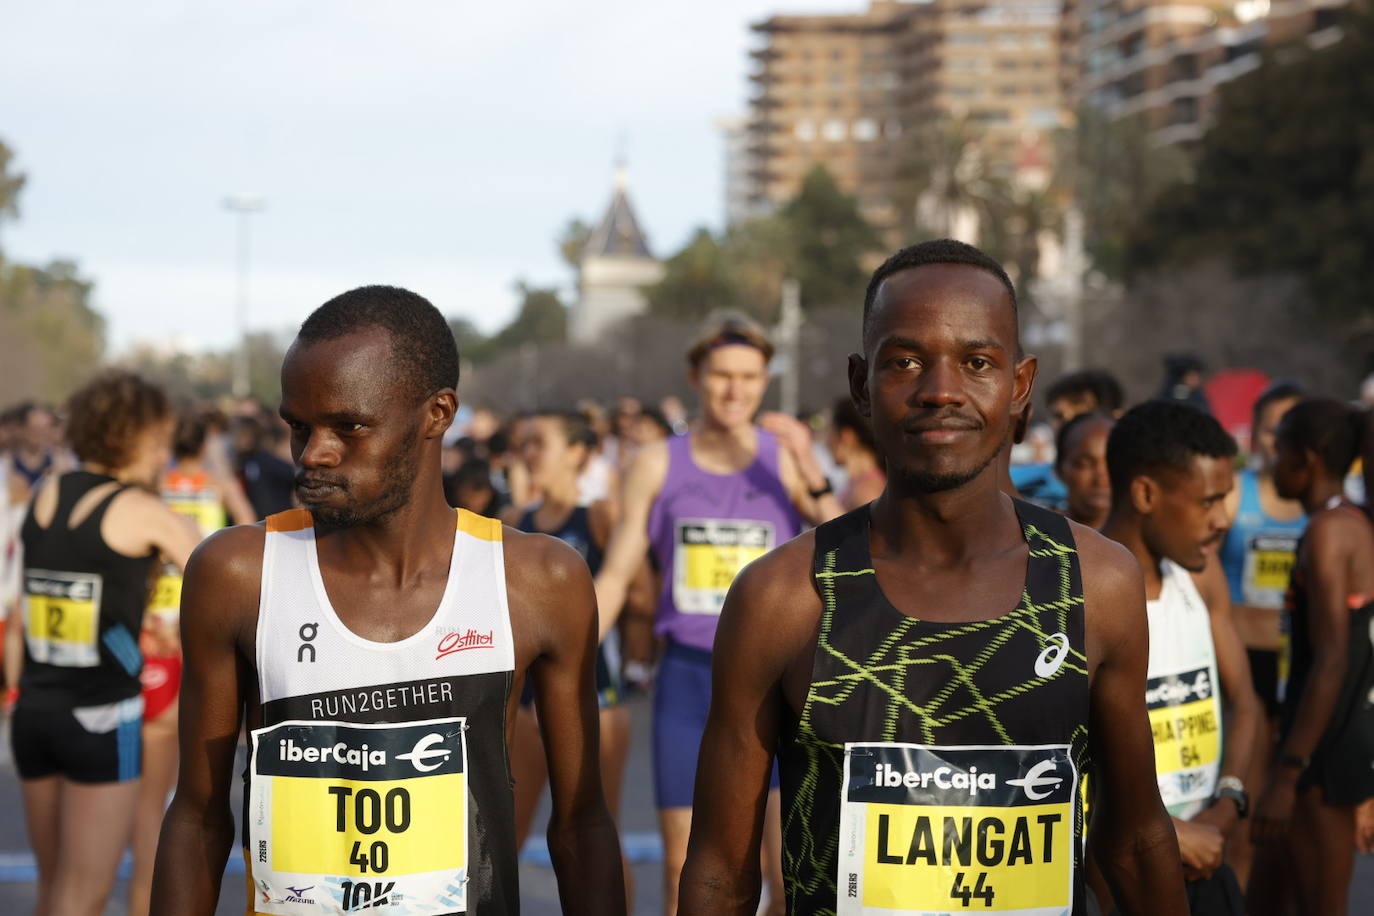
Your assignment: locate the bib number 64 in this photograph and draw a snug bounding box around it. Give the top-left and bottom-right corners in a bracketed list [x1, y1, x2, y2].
[950, 871, 995, 907]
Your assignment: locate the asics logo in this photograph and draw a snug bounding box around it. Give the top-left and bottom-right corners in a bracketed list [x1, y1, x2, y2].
[1034, 633, 1070, 678]
[1005, 759, 1063, 801]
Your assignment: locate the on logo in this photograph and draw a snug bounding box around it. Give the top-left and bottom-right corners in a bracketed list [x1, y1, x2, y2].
[297, 622, 319, 663]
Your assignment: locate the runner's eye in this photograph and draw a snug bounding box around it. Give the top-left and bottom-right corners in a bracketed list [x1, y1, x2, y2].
[967, 357, 991, 371]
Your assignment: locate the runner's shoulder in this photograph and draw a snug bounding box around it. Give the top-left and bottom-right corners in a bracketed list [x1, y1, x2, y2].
[501, 524, 594, 596]
[1307, 503, 1373, 546]
[1066, 519, 1145, 612]
[184, 521, 267, 600]
[727, 528, 822, 619]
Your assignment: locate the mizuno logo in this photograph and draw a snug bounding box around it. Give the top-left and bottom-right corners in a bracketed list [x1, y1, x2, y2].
[1035, 633, 1070, 678]
[287, 886, 313, 897]
[395, 732, 452, 773]
[1005, 759, 1063, 801]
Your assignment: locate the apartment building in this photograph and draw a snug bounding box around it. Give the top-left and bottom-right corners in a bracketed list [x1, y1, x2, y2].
[741, 0, 1065, 240]
[1076, 0, 1350, 146]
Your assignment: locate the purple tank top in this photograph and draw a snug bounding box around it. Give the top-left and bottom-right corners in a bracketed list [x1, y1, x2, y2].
[648, 428, 801, 651]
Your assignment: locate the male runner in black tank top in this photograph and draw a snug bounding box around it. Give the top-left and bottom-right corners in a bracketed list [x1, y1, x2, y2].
[150, 287, 625, 914]
[680, 240, 1187, 914]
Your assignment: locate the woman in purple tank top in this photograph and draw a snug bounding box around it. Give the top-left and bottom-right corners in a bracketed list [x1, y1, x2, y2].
[593, 315, 843, 915]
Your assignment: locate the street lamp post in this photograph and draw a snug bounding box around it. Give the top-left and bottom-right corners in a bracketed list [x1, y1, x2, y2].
[223, 194, 266, 399]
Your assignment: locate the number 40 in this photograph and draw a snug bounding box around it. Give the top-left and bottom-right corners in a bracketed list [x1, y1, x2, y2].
[950, 871, 995, 906]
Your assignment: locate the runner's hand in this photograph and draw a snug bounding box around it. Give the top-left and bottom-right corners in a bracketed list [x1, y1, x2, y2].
[758, 411, 814, 460]
[1356, 799, 1374, 854]
[1190, 797, 1239, 838]
[1251, 773, 1298, 844]
[1173, 818, 1224, 878]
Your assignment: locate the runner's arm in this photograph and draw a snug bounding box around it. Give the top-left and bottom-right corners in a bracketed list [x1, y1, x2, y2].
[523, 535, 627, 915]
[1253, 513, 1353, 841]
[1080, 531, 1189, 914]
[763, 411, 844, 524]
[149, 526, 260, 915]
[1190, 560, 1259, 837]
[104, 489, 202, 573]
[679, 539, 817, 915]
[214, 469, 258, 526]
[593, 443, 667, 640]
[3, 599, 22, 706]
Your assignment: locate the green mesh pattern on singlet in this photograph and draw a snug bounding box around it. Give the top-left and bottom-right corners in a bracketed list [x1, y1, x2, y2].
[780, 501, 1091, 915]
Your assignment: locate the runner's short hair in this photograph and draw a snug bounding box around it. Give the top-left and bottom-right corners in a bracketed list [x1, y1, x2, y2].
[863, 239, 1017, 345]
[1046, 370, 1125, 413]
[65, 370, 171, 468]
[1055, 410, 1115, 473]
[686, 314, 774, 368]
[298, 285, 459, 404]
[1252, 379, 1304, 429]
[1106, 400, 1237, 500]
[1277, 398, 1365, 477]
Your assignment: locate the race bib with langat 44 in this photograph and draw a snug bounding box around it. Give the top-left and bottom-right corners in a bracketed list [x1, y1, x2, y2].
[838, 743, 1077, 915]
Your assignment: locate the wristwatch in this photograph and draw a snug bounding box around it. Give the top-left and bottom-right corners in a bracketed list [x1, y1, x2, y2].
[808, 480, 834, 500]
[1216, 776, 1249, 818]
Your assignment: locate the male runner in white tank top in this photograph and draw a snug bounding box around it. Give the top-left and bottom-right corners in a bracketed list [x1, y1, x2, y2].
[150, 286, 625, 915]
[1101, 401, 1262, 914]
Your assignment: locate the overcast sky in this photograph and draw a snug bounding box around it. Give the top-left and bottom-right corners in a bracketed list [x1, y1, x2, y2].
[1, 0, 843, 353]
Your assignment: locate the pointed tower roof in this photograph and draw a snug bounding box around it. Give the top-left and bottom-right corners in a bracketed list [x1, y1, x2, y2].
[583, 164, 653, 260]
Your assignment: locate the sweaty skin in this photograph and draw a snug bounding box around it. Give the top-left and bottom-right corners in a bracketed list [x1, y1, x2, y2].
[149, 328, 625, 915]
[678, 263, 1187, 915]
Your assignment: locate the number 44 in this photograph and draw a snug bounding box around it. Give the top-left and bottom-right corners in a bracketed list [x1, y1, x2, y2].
[950, 871, 995, 906]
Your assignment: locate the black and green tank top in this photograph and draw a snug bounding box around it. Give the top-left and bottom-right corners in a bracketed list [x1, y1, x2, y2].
[781, 500, 1091, 916]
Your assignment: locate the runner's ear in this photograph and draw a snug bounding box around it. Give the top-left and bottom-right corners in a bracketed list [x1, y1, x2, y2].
[424, 390, 458, 440]
[1129, 475, 1158, 516]
[848, 353, 871, 419]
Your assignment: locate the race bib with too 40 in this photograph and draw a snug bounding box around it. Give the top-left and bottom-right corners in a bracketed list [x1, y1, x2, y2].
[838, 743, 1078, 916]
[248, 717, 468, 914]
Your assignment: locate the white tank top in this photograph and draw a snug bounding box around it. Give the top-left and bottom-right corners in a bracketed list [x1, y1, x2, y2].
[246, 507, 518, 915]
[1145, 560, 1223, 820]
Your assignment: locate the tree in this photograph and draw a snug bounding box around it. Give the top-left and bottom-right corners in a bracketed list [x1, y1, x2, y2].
[448, 316, 499, 365]
[1061, 108, 1189, 281]
[1129, 4, 1374, 325]
[0, 257, 105, 401]
[495, 282, 567, 350]
[0, 138, 25, 230]
[775, 165, 882, 310]
[557, 218, 593, 273]
[897, 117, 1009, 245]
[644, 228, 745, 321]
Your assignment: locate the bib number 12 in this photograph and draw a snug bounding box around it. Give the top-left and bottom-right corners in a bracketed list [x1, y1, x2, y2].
[950, 871, 995, 907]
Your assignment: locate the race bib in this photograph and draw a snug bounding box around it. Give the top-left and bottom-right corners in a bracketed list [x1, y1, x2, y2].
[148, 572, 182, 617]
[1146, 666, 1220, 817]
[1242, 534, 1299, 608]
[838, 743, 1077, 915]
[672, 519, 774, 615]
[249, 717, 468, 914]
[24, 569, 102, 668]
[167, 493, 225, 537]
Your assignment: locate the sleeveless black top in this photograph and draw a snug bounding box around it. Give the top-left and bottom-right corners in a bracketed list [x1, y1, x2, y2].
[1279, 529, 1374, 804]
[781, 500, 1090, 916]
[20, 470, 156, 707]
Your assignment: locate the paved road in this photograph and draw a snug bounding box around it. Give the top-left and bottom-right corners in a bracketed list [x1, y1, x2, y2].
[3, 696, 1372, 914]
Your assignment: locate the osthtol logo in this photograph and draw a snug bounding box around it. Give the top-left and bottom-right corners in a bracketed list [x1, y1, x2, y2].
[436, 628, 494, 660]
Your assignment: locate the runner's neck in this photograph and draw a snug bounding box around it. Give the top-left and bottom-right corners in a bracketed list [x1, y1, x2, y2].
[868, 478, 1018, 567]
